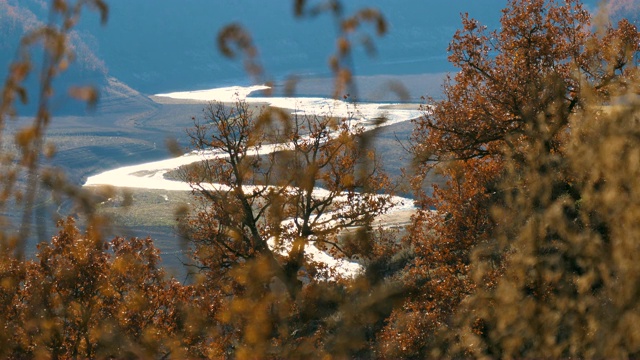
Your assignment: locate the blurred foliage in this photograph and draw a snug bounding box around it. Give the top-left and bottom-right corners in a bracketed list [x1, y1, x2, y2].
[398, 0, 640, 358]
[1, 0, 640, 358]
[448, 64, 640, 359]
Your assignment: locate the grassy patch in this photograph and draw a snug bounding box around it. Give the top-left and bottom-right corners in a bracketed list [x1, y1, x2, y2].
[95, 188, 192, 227]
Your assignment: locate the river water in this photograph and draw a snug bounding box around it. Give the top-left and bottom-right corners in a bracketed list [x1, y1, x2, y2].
[84, 85, 424, 278]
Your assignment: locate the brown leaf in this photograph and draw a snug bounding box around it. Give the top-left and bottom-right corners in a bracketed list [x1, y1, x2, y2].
[68, 86, 99, 108]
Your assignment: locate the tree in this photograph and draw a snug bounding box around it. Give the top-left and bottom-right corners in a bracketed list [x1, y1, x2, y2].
[449, 70, 640, 358]
[179, 98, 393, 295]
[0, 217, 212, 358]
[379, 0, 640, 357]
[172, 3, 410, 355]
[0, 0, 111, 356]
[171, 97, 408, 357]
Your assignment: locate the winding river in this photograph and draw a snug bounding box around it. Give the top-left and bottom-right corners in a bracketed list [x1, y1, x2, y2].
[84, 85, 423, 277]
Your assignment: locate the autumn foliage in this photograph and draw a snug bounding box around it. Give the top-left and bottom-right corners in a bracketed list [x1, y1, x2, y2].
[2, 0, 640, 358]
[382, 0, 640, 357]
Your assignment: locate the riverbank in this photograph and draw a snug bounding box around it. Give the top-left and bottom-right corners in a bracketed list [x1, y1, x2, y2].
[83, 84, 423, 278]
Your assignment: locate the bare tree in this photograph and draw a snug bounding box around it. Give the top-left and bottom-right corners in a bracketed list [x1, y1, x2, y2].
[179, 99, 393, 297]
